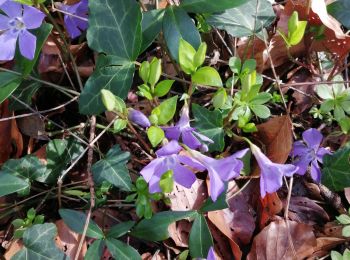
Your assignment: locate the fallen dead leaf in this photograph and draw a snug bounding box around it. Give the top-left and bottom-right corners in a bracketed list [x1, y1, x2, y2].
[17, 115, 48, 140]
[259, 192, 283, 228]
[247, 220, 317, 259]
[307, 237, 345, 258]
[3, 239, 23, 259]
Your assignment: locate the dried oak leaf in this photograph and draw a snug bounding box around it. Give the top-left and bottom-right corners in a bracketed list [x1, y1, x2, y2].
[247, 220, 316, 260]
[309, 237, 345, 258]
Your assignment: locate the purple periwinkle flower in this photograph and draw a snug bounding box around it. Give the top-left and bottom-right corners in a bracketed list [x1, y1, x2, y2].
[140, 140, 205, 193]
[58, 0, 88, 39]
[250, 143, 298, 198]
[163, 105, 213, 151]
[207, 247, 216, 260]
[189, 148, 248, 201]
[128, 108, 151, 128]
[0, 2, 45, 60]
[292, 128, 331, 182]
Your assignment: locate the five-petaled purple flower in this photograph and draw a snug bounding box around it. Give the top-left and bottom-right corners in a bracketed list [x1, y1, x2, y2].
[189, 148, 248, 201]
[163, 104, 213, 151]
[128, 109, 151, 128]
[58, 0, 88, 39]
[292, 128, 331, 182]
[0, 1, 45, 60]
[250, 143, 298, 198]
[140, 140, 204, 193]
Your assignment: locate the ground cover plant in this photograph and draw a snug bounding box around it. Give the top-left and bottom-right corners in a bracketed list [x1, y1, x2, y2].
[0, 0, 350, 259]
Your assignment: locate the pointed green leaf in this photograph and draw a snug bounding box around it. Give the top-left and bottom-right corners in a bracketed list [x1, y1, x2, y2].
[152, 96, 178, 125]
[0, 72, 22, 104]
[106, 238, 141, 260]
[147, 126, 165, 147]
[189, 214, 213, 258]
[84, 239, 105, 260]
[107, 221, 135, 239]
[192, 67, 223, 87]
[180, 0, 248, 13]
[154, 80, 174, 97]
[0, 173, 29, 197]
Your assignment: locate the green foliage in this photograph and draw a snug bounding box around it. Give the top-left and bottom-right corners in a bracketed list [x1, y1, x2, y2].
[12, 208, 45, 239]
[105, 238, 141, 260]
[159, 170, 174, 193]
[0, 173, 29, 197]
[151, 96, 178, 125]
[101, 89, 126, 113]
[207, 0, 275, 39]
[141, 9, 165, 52]
[192, 104, 225, 152]
[147, 126, 165, 147]
[180, 0, 248, 13]
[92, 145, 133, 191]
[189, 214, 213, 258]
[0, 72, 22, 105]
[328, 0, 350, 28]
[106, 221, 135, 239]
[12, 224, 66, 260]
[278, 11, 307, 48]
[322, 142, 350, 191]
[192, 67, 223, 87]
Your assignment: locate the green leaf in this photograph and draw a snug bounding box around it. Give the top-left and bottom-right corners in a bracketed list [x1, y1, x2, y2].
[322, 142, 350, 191]
[0, 173, 29, 197]
[106, 238, 141, 260]
[0, 72, 22, 104]
[15, 23, 53, 76]
[212, 88, 227, 109]
[316, 85, 333, 99]
[131, 211, 197, 241]
[339, 117, 350, 134]
[101, 89, 126, 112]
[192, 104, 224, 152]
[9, 81, 41, 111]
[141, 9, 165, 52]
[180, 0, 248, 13]
[79, 55, 135, 115]
[336, 214, 350, 225]
[200, 192, 228, 212]
[163, 6, 201, 61]
[193, 42, 207, 68]
[12, 224, 65, 260]
[207, 0, 275, 39]
[229, 56, 242, 74]
[149, 58, 162, 87]
[159, 170, 174, 193]
[178, 38, 197, 75]
[331, 251, 343, 260]
[147, 126, 165, 147]
[250, 104, 271, 119]
[344, 249, 350, 259]
[92, 145, 132, 191]
[45, 138, 84, 183]
[250, 92, 272, 104]
[152, 96, 178, 125]
[189, 214, 213, 258]
[87, 0, 142, 61]
[289, 21, 307, 46]
[154, 80, 174, 97]
[328, 0, 350, 28]
[59, 209, 104, 239]
[84, 239, 105, 260]
[288, 11, 299, 35]
[1, 155, 46, 182]
[343, 225, 350, 237]
[192, 67, 223, 87]
[107, 221, 135, 239]
[139, 61, 150, 84]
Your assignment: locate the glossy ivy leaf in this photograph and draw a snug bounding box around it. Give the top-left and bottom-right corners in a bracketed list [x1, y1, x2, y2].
[192, 104, 224, 152]
[207, 0, 274, 39]
[131, 211, 198, 241]
[106, 221, 135, 239]
[192, 67, 223, 87]
[59, 209, 104, 239]
[147, 126, 165, 147]
[328, 0, 350, 28]
[87, 0, 142, 61]
[141, 9, 165, 52]
[106, 238, 141, 260]
[0, 173, 29, 197]
[0, 72, 22, 104]
[154, 80, 175, 97]
[92, 145, 132, 191]
[15, 23, 53, 76]
[163, 6, 201, 61]
[189, 214, 213, 258]
[85, 239, 105, 260]
[12, 224, 65, 260]
[322, 142, 350, 191]
[180, 0, 248, 13]
[79, 55, 135, 115]
[45, 138, 84, 183]
[151, 96, 178, 125]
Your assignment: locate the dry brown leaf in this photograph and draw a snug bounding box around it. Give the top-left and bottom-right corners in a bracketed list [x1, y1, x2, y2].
[55, 220, 87, 260]
[255, 115, 293, 164]
[344, 188, 350, 204]
[259, 192, 283, 228]
[167, 220, 191, 248]
[323, 222, 344, 238]
[3, 240, 23, 259]
[307, 237, 345, 258]
[247, 220, 317, 260]
[141, 252, 166, 260]
[17, 115, 48, 140]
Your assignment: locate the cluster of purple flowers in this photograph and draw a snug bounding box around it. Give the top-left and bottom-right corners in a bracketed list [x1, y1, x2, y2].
[0, 0, 88, 61]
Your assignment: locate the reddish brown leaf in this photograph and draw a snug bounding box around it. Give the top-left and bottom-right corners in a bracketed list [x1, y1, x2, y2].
[309, 237, 345, 258]
[259, 192, 283, 228]
[247, 220, 316, 260]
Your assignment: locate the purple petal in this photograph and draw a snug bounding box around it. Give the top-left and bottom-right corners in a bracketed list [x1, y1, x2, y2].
[22, 5, 45, 29]
[19, 29, 36, 60]
[140, 158, 163, 182]
[259, 164, 284, 198]
[177, 155, 206, 171]
[177, 105, 191, 128]
[192, 131, 214, 143]
[232, 148, 249, 159]
[173, 163, 196, 189]
[0, 0, 7, 6]
[182, 130, 202, 149]
[64, 17, 82, 38]
[310, 160, 321, 182]
[163, 126, 181, 141]
[1, 1, 22, 18]
[277, 163, 299, 177]
[0, 30, 17, 60]
[0, 14, 10, 30]
[292, 141, 309, 157]
[148, 175, 162, 193]
[128, 109, 150, 128]
[302, 128, 323, 150]
[156, 140, 182, 157]
[207, 247, 216, 260]
[294, 156, 311, 176]
[316, 147, 331, 163]
[212, 156, 242, 182]
[208, 167, 225, 201]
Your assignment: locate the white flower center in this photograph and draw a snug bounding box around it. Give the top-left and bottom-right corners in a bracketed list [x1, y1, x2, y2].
[8, 17, 26, 34]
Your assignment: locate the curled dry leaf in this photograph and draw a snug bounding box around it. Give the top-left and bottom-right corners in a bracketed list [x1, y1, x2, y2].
[55, 220, 87, 260]
[247, 220, 317, 260]
[3, 240, 23, 259]
[309, 237, 346, 258]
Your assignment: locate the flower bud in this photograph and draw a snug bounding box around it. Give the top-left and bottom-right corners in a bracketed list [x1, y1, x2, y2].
[128, 109, 151, 128]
